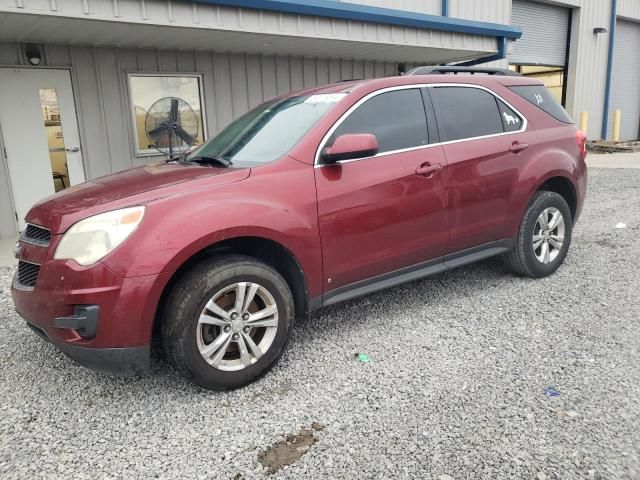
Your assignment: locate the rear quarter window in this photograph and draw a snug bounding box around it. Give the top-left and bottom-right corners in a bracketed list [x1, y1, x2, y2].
[508, 85, 573, 124]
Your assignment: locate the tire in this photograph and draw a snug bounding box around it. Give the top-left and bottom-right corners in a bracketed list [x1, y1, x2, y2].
[504, 191, 573, 278]
[161, 255, 295, 390]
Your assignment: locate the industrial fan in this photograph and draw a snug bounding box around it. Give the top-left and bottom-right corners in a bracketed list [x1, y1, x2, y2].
[145, 97, 199, 158]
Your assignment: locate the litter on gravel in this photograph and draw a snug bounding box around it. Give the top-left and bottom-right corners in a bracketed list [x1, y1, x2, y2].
[355, 352, 370, 363]
[544, 387, 561, 398]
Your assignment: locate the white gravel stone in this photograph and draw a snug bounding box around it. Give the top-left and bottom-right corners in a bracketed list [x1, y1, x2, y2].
[0, 168, 639, 479]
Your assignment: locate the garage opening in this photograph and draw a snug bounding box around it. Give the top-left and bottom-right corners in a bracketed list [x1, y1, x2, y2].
[509, 0, 571, 106]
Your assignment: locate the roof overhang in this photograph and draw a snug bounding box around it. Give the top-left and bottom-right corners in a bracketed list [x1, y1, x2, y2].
[189, 0, 522, 39]
[0, 1, 521, 64]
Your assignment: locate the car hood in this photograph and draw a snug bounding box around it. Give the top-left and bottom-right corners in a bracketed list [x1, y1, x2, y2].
[26, 163, 250, 233]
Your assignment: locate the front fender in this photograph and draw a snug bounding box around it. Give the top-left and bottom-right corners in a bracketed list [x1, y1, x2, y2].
[101, 161, 322, 296]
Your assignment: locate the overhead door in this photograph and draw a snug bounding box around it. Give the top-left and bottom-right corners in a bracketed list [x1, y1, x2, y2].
[610, 20, 640, 141]
[510, 0, 570, 67]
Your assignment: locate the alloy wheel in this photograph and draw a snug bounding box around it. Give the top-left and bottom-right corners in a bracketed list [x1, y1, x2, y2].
[196, 282, 278, 371]
[532, 207, 565, 264]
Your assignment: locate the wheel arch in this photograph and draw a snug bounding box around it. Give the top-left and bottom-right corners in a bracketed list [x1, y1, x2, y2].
[536, 174, 578, 220]
[151, 235, 311, 341]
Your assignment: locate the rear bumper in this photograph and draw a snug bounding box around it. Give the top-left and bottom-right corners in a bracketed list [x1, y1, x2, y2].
[26, 321, 149, 376]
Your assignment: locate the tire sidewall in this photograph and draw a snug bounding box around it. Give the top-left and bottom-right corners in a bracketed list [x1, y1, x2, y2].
[522, 192, 573, 276]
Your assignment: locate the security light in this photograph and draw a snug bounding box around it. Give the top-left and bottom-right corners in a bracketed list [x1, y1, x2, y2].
[25, 44, 42, 65]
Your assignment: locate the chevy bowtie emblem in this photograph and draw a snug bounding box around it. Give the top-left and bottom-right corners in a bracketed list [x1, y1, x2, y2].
[13, 242, 22, 259]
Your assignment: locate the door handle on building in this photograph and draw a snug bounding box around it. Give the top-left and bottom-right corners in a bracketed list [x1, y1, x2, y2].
[65, 145, 80, 153]
[415, 162, 442, 177]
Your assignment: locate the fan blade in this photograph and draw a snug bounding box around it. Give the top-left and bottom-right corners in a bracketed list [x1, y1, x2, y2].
[148, 125, 170, 139]
[169, 98, 179, 123]
[175, 126, 194, 145]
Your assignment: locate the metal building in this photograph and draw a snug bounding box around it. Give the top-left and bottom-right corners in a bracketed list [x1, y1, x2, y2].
[0, 0, 639, 239]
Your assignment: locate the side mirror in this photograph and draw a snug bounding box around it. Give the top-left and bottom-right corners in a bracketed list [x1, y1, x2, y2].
[321, 133, 379, 164]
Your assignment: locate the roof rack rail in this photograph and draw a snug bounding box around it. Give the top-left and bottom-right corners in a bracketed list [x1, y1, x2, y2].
[406, 66, 522, 77]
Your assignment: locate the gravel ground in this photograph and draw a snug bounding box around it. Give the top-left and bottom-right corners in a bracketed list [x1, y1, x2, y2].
[1, 167, 639, 480]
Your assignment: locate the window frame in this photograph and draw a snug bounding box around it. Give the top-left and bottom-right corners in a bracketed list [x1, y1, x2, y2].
[314, 83, 527, 167]
[323, 87, 431, 157]
[425, 84, 527, 144]
[126, 72, 208, 158]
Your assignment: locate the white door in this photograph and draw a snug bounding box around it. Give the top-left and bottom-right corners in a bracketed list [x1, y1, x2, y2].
[0, 68, 85, 231]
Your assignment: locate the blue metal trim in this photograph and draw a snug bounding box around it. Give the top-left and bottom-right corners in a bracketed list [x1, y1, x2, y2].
[601, 0, 617, 140]
[441, 0, 449, 17]
[188, 0, 522, 39]
[457, 36, 507, 66]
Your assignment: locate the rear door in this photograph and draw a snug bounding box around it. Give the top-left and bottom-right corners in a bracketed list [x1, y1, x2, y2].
[315, 87, 448, 291]
[428, 84, 536, 253]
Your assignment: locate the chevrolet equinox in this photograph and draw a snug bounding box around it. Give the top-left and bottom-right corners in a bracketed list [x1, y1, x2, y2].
[12, 66, 587, 390]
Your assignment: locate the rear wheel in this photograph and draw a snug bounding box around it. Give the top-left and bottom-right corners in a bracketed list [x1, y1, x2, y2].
[162, 255, 294, 390]
[505, 191, 573, 278]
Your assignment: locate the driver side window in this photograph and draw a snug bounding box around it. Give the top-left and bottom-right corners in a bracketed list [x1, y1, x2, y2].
[327, 88, 429, 155]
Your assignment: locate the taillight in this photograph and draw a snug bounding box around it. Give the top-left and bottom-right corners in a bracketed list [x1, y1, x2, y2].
[575, 130, 587, 160]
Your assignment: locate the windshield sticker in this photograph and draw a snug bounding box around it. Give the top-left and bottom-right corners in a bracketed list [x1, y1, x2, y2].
[304, 93, 347, 104]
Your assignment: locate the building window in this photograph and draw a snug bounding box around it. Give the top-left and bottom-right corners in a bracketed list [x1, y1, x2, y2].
[128, 74, 205, 156]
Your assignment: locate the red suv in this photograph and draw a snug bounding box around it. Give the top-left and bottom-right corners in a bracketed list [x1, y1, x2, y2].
[12, 67, 587, 390]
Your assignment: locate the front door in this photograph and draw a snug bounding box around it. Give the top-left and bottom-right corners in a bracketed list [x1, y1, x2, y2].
[315, 87, 449, 291]
[0, 68, 85, 231]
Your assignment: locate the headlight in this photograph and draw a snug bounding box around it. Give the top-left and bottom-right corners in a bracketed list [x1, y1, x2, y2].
[54, 206, 145, 266]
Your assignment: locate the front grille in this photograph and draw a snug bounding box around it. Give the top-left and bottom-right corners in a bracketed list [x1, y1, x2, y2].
[17, 261, 40, 288]
[22, 224, 51, 246]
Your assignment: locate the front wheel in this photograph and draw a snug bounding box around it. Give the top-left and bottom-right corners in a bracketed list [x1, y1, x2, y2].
[504, 191, 573, 278]
[161, 255, 295, 390]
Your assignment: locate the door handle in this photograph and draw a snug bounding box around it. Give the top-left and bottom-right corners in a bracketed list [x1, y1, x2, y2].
[65, 145, 80, 153]
[509, 141, 529, 153]
[415, 162, 442, 177]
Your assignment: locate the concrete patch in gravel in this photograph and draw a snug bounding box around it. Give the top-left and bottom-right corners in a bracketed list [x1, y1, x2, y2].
[257, 423, 324, 474]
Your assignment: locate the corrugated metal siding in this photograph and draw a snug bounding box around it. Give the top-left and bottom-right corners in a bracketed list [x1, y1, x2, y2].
[450, 0, 511, 24]
[0, 0, 498, 61]
[609, 19, 640, 140]
[0, 42, 397, 181]
[511, 0, 569, 66]
[0, 132, 15, 238]
[336, 0, 440, 15]
[562, 0, 611, 138]
[619, 0, 640, 21]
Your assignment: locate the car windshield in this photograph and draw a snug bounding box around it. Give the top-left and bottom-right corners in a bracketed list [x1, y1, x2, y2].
[186, 93, 346, 167]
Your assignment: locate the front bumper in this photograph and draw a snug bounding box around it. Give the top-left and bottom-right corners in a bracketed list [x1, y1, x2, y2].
[12, 238, 172, 376]
[26, 321, 150, 376]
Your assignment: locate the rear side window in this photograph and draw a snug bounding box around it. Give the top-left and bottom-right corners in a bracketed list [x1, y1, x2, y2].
[329, 88, 428, 154]
[509, 85, 573, 123]
[430, 87, 505, 142]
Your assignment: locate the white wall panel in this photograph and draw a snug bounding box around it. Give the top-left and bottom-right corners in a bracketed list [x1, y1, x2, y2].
[450, 0, 511, 24]
[609, 19, 640, 140]
[619, 0, 640, 21]
[0, 0, 497, 63]
[336, 0, 440, 15]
